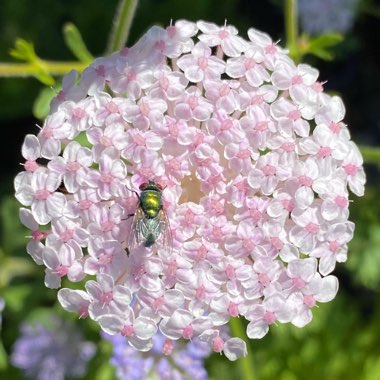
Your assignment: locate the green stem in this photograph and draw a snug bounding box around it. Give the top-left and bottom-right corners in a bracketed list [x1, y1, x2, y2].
[359, 145, 380, 165]
[229, 317, 256, 380]
[285, 0, 299, 61]
[106, 0, 139, 54]
[0, 61, 86, 77]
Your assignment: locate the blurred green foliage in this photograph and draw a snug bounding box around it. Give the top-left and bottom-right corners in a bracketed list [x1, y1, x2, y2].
[1, 0, 380, 379]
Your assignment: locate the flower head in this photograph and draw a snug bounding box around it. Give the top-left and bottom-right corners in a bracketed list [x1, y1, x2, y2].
[10, 316, 96, 380]
[103, 330, 210, 380]
[14, 19, 365, 360]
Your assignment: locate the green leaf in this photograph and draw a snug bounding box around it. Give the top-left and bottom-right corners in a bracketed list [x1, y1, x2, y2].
[8, 39, 37, 62]
[63, 23, 94, 64]
[307, 33, 344, 61]
[33, 86, 57, 120]
[34, 71, 55, 86]
[0, 339, 8, 371]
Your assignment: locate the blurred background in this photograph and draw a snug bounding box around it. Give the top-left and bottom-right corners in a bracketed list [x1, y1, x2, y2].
[1, 0, 380, 379]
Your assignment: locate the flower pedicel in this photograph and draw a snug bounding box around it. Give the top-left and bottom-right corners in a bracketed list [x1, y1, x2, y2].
[14, 20, 365, 360]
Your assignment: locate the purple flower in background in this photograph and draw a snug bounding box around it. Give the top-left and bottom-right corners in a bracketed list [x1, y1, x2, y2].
[10, 316, 96, 380]
[103, 330, 210, 380]
[298, 0, 360, 35]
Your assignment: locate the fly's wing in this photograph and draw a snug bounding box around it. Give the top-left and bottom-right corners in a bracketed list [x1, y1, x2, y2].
[156, 208, 173, 255]
[127, 206, 145, 252]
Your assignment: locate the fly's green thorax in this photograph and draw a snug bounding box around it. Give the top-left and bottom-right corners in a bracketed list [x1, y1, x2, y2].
[139, 186, 163, 219]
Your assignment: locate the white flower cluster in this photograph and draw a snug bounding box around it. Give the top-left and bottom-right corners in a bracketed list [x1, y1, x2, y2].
[14, 20, 365, 360]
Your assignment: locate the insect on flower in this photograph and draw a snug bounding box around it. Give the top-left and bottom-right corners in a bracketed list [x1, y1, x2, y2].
[127, 180, 173, 253]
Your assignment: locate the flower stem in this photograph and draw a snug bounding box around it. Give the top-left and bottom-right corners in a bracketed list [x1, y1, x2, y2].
[229, 317, 256, 380]
[285, 0, 299, 62]
[0, 61, 86, 77]
[359, 145, 380, 165]
[106, 0, 139, 54]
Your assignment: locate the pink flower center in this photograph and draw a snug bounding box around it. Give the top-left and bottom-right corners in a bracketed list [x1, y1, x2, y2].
[335, 195, 348, 208]
[101, 173, 113, 184]
[244, 58, 256, 70]
[281, 142, 295, 152]
[212, 225, 223, 239]
[317, 147, 332, 158]
[218, 29, 229, 39]
[196, 285, 206, 301]
[263, 311, 276, 325]
[228, 302, 239, 317]
[53, 264, 69, 277]
[265, 44, 277, 54]
[221, 119, 233, 131]
[126, 68, 137, 80]
[32, 230, 49, 241]
[95, 65, 105, 77]
[98, 253, 113, 266]
[329, 121, 342, 134]
[344, 164, 357, 176]
[256, 121, 268, 131]
[79, 200, 93, 210]
[100, 136, 112, 146]
[182, 325, 194, 340]
[236, 149, 251, 160]
[198, 57, 209, 70]
[166, 25, 176, 38]
[159, 76, 169, 91]
[101, 220, 115, 232]
[100, 291, 113, 305]
[303, 294, 316, 308]
[225, 264, 236, 280]
[189, 95, 199, 109]
[154, 40, 166, 52]
[212, 336, 225, 353]
[133, 133, 146, 146]
[292, 277, 306, 289]
[312, 82, 324, 92]
[42, 127, 53, 139]
[291, 75, 303, 85]
[282, 199, 295, 212]
[219, 84, 230, 96]
[72, 107, 85, 119]
[271, 237, 284, 250]
[105, 101, 119, 114]
[24, 160, 39, 172]
[329, 240, 341, 253]
[298, 175, 313, 187]
[262, 164, 276, 176]
[139, 101, 150, 116]
[197, 245, 208, 260]
[35, 189, 51, 200]
[121, 324, 134, 337]
[306, 222, 320, 234]
[60, 229, 74, 242]
[243, 238, 254, 250]
[79, 306, 89, 319]
[66, 161, 81, 172]
[288, 109, 301, 121]
[251, 95, 263, 105]
[258, 273, 270, 287]
[250, 208, 262, 223]
[152, 296, 164, 312]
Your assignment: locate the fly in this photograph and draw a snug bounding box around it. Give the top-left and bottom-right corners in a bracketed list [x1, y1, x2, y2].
[127, 180, 172, 253]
